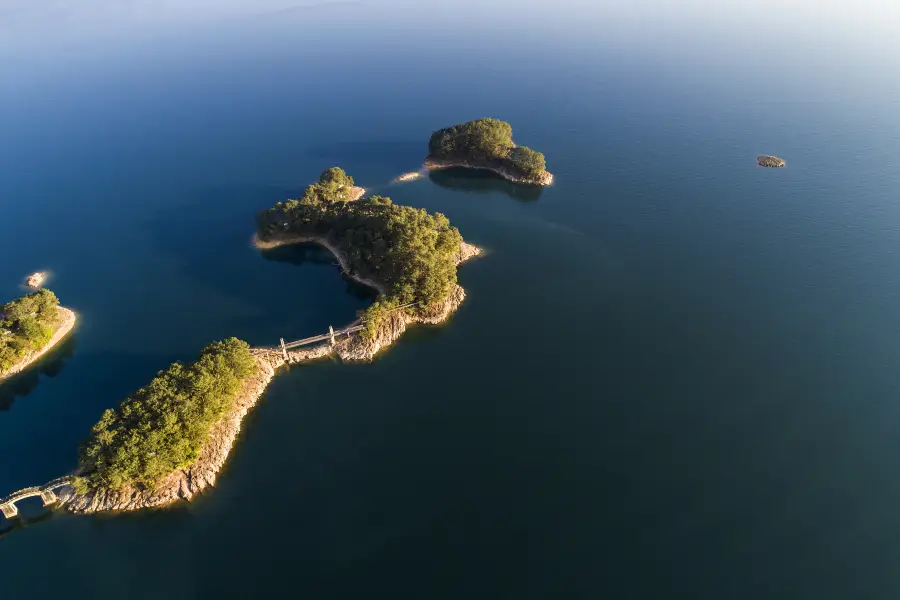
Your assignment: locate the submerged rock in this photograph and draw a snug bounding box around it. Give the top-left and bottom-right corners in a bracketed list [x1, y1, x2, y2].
[757, 155, 786, 168]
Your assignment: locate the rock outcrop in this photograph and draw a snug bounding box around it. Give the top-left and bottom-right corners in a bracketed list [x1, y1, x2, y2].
[456, 241, 483, 264]
[346, 186, 366, 200]
[757, 155, 786, 168]
[26, 272, 46, 288]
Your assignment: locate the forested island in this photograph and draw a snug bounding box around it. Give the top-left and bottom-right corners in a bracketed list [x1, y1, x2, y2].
[60, 338, 274, 512]
[75, 339, 257, 492]
[0, 289, 77, 384]
[425, 118, 553, 186]
[43, 167, 481, 514]
[257, 167, 481, 357]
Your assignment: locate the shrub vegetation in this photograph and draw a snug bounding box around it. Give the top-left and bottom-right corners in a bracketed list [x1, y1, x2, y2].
[0, 289, 60, 373]
[79, 338, 257, 491]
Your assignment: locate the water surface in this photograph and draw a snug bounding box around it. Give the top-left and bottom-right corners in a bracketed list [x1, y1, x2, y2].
[2, 1, 900, 598]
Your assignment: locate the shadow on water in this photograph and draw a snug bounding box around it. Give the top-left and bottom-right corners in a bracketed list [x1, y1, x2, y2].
[0, 510, 56, 539]
[0, 335, 77, 412]
[428, 167, 544, 202]
[261, 244, 378, 302]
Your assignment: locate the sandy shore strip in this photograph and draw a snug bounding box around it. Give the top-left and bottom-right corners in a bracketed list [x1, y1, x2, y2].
[0, 306, 77, 384]
[392, 171, 424, 183]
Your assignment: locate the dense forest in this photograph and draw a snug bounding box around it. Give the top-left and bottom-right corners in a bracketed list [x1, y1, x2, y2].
[258, 168, 463, 325]
[0, 289, 60, 372]
[77, 338, 257, 491]
[427, 118, 547, 180]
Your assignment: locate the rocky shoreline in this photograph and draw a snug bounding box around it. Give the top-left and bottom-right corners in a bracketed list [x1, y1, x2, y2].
[59, 356, 277, 513]
[424, 157, 554, 186]
[757, 155, 786, 168]
[345, 186, 366, 200]
[55, 237, 482, 514]
[0, 306, 77, 385]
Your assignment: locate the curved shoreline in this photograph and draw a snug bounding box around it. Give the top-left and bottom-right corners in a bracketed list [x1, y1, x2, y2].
[253, 233, 388, 295]
[424, 158, 554, 186]
[0, 306, 77, 385]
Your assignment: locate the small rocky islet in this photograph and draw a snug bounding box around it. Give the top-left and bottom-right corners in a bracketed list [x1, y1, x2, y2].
[26, 272, 46, 288]
[757, 155, 786, 168]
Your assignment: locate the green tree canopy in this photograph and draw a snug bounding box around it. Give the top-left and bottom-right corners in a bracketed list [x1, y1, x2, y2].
[79, 338, 257, 491]
[427, 118, 548, 181]
[507, 146, 546, 177]
[0, 289, 60, 372]
[428, 118, 513, 161]
[258, 172, 464, 311]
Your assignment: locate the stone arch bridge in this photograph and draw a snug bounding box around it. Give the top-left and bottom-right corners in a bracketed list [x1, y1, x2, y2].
[0, 477, 72, 519]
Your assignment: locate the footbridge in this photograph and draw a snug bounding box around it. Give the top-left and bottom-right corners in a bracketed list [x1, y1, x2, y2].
[0, 476, 73, 519]
[253, 302, 419, 359]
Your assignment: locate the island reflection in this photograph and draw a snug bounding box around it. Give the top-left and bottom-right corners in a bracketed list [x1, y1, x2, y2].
[260, 244, 378, 302]
[428, 167, 544, 202]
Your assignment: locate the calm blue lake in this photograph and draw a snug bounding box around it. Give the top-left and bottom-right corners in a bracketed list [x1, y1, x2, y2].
[2, 1, 900, 598]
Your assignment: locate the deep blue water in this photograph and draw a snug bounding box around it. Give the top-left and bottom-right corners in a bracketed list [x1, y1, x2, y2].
[3, 1, 900, 598]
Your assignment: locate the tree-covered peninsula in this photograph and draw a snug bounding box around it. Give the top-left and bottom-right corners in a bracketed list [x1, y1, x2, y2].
[257, 167, 467, 338]
[426, 118, 553, 186]
[0, 289, 76, 380]
[76, 338, 258, 492]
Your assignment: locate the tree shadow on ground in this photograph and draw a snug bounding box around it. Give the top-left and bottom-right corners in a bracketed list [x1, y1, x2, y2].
[0, 335, 77, 412]
[428, 168, 544, 202]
